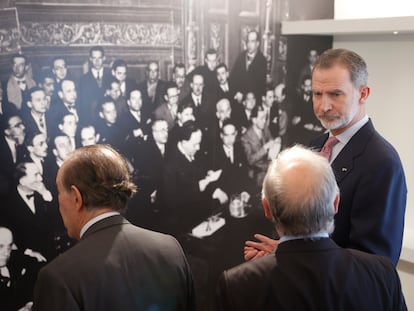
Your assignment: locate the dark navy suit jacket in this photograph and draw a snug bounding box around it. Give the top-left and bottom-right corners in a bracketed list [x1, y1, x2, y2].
[310, 119, 407, 266]
[217, 238, 407, 311]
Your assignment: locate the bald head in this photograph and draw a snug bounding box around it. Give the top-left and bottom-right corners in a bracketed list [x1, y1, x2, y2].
[262, 145, 339, 236]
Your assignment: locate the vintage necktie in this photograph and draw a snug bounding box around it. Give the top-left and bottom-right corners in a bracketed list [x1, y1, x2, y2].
[320, 136, 339, 161]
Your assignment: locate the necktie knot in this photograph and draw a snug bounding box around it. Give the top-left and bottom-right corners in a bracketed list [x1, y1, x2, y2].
[320, 136, 339, 161]
[26, 193, 35, 200]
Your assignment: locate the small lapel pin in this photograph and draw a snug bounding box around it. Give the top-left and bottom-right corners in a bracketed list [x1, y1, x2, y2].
[341, 167, 347, 172]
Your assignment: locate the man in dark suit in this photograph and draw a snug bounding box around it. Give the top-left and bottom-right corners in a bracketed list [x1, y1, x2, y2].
[5, 162, 53, 261]
[78, 46, 112, 123]
[0, 226, 43, 311]
[217, 145, 407, 311]
[138, 61, 167, 117]
[111, 59, 138, 98]
[22, 87, 52, 138]
[188, 48, 219, 95]
[0, 114, 26, 198]
[245, 49, 407, 267]
[162, 120, 226, 236]
[210, 119, 252, 199]
[229, 30, 267, 101]
[182, 73, 214, 131]
[33, 144, 195, 311]
[48, 79, 81, 135]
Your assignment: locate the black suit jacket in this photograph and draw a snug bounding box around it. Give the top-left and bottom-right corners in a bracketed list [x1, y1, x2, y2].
[310, 119, 407, 266]
[229, 50, 267, 99]
[138, 79, 167, 116]
[78, 69, 112, 122]
[0, 135, 25, 197]
[33, 215, 195, 311]
[217, 238, 407, 311]
[5, 190, 53, 259]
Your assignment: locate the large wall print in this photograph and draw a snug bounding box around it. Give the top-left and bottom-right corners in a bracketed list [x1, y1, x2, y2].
[0, 1, 332, 310]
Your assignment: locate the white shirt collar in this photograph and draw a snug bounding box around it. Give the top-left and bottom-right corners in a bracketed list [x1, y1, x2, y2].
[329, 115, 369, 163]
[279, 232, 329, 244]
[80, 211, 120, 238]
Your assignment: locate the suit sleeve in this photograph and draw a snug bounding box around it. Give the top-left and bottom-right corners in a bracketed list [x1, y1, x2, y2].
[33, 266, 80, 311]
[349, 156, 406, 266]
[215, 271, 234, 311]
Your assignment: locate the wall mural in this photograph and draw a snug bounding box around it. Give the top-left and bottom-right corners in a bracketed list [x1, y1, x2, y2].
[0, 2, 333, 311]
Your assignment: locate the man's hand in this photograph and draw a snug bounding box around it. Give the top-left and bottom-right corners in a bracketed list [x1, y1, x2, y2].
[244, 234, 278, 261]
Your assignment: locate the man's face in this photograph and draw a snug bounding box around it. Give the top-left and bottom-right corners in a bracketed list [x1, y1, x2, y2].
[178, 107, 194, 124]
[53, 59, 67, 80]
[19, 162, 43, 191]
[28, 90, 48, 114]
[152, 120, 168, 144]
[147, 62, 159, 83]
[205, 53, 218, 71]
[100, 102, 117, 125]
[89, 50, 105, 71]
[312, 64, 366, 134]
[221, 124, 237, 147]
[53, 136, 73, 162]
[263, 90, 275, 108]
[243, 92, 256, 111]
[216, 67, 229, 85]
[29, 133, 48, 159]
[308, 50, 319, 65]
[191, 75, 204, 96]
[302, 79, 312, 95]
[128, 90, 143, 112]
[6, 116, 25, 145]
[0, 228, 13, 267]
[12, 56, 26, 79]
[166, 87, 179, 106]
[59, 114, 77, 137]
[80, 127, 98, 146]
[56, 168, 78, 239]
[274, 84, 286, 103]
[173, 67, 186, 88]
[252, 110, 267, 131]
[108, 82, 121, 100]
[246, 32, 259, 54]
[59, 80, 77, 105]
[113, 66, 126, 83]
[41, 77, 55, 97]
[216, 100, 231, 122]
[181, 130, 202, 158]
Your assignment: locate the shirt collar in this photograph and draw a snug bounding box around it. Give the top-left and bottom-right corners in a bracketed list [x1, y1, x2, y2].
[279, 232, 329, 244]
[80, 211, 120, 238]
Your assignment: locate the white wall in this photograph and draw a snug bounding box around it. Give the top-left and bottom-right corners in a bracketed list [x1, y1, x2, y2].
[335, 0, 414, 19]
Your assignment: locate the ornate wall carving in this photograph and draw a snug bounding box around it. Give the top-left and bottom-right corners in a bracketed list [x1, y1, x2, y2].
[20, 22, 181, 47]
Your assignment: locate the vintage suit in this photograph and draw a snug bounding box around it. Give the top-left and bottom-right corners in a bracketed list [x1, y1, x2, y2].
[241, 126, 272, 188]
[0, 135, 25, 197]
[217, 238, 407, 311]
[229, 50, 267, 99]
[310, 119, 407, 266]
[3, 75, 36, 111]
[153, 102, 176, 130]
[78, 69, 112, 122]
[138, 79, 167, 117]
[33, 215, 195, 311]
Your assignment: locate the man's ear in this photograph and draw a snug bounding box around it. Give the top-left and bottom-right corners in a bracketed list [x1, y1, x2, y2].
[333, 193, 340, 214]
[70, 185, 84, 211]
[262, 197, 273, 219]
[359, 85, 370, 104]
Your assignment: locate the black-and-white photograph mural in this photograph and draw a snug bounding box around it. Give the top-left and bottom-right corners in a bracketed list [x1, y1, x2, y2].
[0, 0, 333, 310]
